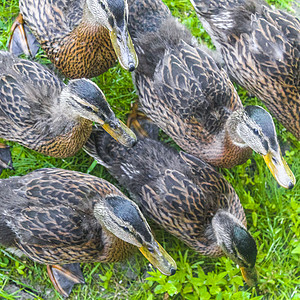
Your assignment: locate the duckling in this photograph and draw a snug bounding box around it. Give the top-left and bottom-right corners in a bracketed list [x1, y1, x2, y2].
[9, 0, 138, 78]
[0, 51, 136, 161]
[84, 119, 258, 287]
[0, 168, 176, 297]
[126, 0, 295, 189]
[190, 0, 300, 139]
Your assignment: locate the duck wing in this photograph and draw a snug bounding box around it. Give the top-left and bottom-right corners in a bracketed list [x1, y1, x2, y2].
[19, 0, 84, 43]
[0, 168, 103, 264]
[0, 52, 63, 139]
[154, 40, 241, 134]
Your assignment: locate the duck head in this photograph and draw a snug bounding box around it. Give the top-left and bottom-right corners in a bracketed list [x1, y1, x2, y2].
[85, 0, 138, 71]
[61, 79, 136, 147]
[94, 194, 177, 276]
[227, 105, 295, 189]
[212, 210, 258, 286]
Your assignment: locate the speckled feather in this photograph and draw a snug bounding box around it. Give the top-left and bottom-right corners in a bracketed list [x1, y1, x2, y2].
[19, 0, 118, 78]
[0, 51, 93, 158]
[0, 168, 134, 264]
[191, 0, 300, 138]
[127, 0, 252, 167]
[85, 129, 245, 257]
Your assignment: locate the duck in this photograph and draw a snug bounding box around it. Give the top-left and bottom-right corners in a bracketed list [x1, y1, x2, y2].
[8, 0, 138, 78]
[0, 168, 176, 297]
[190, 0, 300, 139]
[0, 51, 136, 162]
[126, 0, 295, 189]
[84, 117, 258, 287]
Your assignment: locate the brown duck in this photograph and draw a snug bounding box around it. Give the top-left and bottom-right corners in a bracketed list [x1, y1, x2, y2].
[9, 0, 138, 78]
[0, 51, 136, 160]
[84, 118, 258, 287]
[190, 0, 300, 139]
[126, 0, 295, 189]
[0, 168, 176, 297]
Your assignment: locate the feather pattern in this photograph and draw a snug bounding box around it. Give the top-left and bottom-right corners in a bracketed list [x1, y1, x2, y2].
[15, 0, 132, 78]
[0, 168, 134, 264]
[127, 0, 252, 168]
[84, 128, 245, 257]
[0, 51, 93, 158]
[191, 0, 300, 138]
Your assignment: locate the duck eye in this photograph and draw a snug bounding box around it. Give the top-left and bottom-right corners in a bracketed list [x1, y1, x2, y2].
[253, 128, 259, 135]
[147, 246, 154, 253]
[272, 157, 277, 164]
[117, 35, 122, 43]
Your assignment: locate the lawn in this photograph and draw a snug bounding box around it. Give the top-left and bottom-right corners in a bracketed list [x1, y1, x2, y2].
[0, 0, 299, 299]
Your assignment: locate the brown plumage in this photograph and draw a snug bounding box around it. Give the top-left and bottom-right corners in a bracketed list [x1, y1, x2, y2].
[0, 51, 136, 159]
[0, 169, 130, 264]
[126, 0, 295, 189]
[84, 120, 258, 286]
[9, 0, 138, 78]
[190, 0, 300, 139]
[0, 168, 176, 296]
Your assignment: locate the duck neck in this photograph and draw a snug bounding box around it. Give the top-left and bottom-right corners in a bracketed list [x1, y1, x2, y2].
[82, 2, 108, 29]
[100, 227, 136, 262]
[225, 109, 248, 148]
[82, 3, 97, 26]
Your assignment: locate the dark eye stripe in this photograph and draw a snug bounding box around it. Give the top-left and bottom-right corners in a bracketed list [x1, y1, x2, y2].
[111, 219, 144, 245]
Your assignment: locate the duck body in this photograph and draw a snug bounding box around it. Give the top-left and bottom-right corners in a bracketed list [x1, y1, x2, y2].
[126, 0, 295, 189]
[190, 0, 300, 139]
[14, 0, 138, 78]
[0, 168, 176, 296]
[0, 51, 136, 158]
[128, 0, 250, 168]
[0, 52, 79, 158]
[0, 168, 132, 264]
[84, 122, 258, 285]
[85, 129, 244, 257]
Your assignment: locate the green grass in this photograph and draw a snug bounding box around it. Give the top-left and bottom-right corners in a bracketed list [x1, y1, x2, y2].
[0, 0, 299, 299]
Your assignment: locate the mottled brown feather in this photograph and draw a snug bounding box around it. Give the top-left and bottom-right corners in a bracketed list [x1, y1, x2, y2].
[84, 128, 246, 257]
[191, 0, 300, 139]
[127, 0, 252, 167]
[19, 0, 118, 78]
[0, 52, 93, 158]
[0, 168, 135, 264]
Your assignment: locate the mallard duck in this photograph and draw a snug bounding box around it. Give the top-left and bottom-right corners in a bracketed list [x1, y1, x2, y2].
[0, 51, 136, 162]
[126, 0, 295, 189]
[9, 0, 138, 78]
[84, 118, 258, 287]
[190, 0, 300, 139]
[0, 168, 176, 297]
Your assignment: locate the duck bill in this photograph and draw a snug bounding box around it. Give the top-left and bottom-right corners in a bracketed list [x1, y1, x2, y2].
[240, 266, 258, 287]
[101, 120, 136, 148]
[139, 241, 177, 276]
[263, 151, 296, 189]
[110, 26, 138, 72]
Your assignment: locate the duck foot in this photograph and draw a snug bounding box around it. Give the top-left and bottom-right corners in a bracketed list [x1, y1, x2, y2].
[47, 263, 85, 298]
[8, 14, 40, 57]
[0, 143, 13, 175]
[127, 103, 160, 139]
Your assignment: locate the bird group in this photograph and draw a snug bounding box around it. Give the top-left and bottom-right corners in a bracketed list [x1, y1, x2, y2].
[0, 0, 298, 297]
